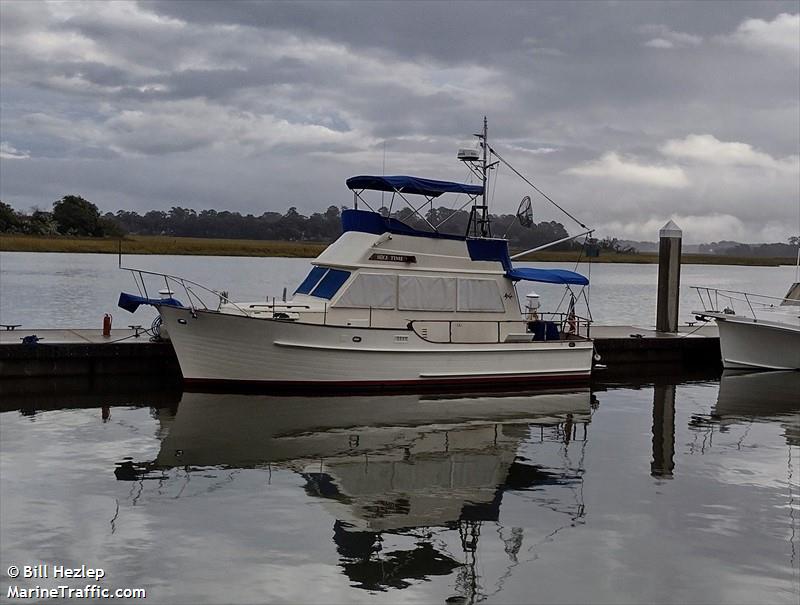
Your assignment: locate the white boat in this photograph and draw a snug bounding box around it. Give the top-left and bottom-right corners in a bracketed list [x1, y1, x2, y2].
[693, 282, 800, 370]
[119, 120, 596, 390]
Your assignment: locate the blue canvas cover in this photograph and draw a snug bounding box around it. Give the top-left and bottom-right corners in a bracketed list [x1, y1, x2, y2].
[341, 209, 465, 241]
[346, 175, 483, 197]
[466, 239, 512, 269]
[118, 292, 184, 313]
[506, 267, 589, 286]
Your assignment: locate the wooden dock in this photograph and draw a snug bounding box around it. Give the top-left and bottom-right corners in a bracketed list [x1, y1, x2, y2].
[592, 324, 719, 365]
[0, 324, 720, 380]
[0, 328, 180, 379]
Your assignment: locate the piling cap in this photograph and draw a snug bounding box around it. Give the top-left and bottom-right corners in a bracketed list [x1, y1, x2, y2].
[659, 220, 682, 238]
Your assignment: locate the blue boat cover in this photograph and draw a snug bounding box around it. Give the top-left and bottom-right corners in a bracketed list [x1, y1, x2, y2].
[342, 209, 466, 240]
[118, 292, 184, 313]
[346, 175, 483, 197]
[506, 267, 589, 286]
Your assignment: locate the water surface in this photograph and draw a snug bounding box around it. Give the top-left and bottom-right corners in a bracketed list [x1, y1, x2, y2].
[1, 251, 795, 329]
[1, 372, 797, 604]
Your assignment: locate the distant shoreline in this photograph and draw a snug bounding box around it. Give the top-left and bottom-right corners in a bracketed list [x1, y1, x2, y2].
[0, 234, 794, 266]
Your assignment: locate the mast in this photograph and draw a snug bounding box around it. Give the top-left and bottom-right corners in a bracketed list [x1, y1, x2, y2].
[473, 116, 491, 237]
[482, 116, 488, 233]
[459, 116, 495, 237]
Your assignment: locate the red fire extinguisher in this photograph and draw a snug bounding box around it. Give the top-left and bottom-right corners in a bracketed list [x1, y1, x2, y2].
[103, 313, 112, 337]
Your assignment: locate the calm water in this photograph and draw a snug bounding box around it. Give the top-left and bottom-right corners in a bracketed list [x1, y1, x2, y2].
[1, 372, 798, 604]
[0, 251, 796, 329]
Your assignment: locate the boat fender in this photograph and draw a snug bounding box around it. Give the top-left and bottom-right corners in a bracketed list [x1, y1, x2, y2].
[102, 313, 112, 337]
[593, 352, 602, 362]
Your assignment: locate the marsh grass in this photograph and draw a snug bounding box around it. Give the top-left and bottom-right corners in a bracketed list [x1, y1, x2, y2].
[0, 234, 327, 257]
[0, 234, 793, 266]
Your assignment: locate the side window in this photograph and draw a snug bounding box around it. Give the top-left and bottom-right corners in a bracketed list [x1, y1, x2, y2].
[457, 278, 505, 312]
[294, 266, 327, 295]
[333, 273, 397, 309]
[398, 276, 456, 311]
[310, 269, 351, 299]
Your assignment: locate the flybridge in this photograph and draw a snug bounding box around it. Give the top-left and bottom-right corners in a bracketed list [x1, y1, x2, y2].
[338, 208, 589, 286]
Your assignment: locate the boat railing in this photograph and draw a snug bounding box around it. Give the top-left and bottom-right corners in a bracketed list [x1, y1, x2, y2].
[692, 286, 796, 320]
[408, 313, 592, 344]
[121, 267, 253, 317]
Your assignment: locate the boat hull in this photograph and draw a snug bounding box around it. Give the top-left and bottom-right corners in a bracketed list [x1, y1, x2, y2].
[715, 316, 800, 370]
[160, 306, 593, 390]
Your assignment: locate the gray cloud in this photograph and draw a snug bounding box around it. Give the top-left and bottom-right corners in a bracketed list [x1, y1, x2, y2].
[0, 0, 798, 243]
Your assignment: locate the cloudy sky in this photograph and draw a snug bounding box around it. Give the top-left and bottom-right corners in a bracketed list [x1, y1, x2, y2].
[1, 1, 798, 243]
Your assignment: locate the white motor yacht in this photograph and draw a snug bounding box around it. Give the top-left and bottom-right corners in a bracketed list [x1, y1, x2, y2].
[119, 120, 596, 390]
[693, 281, 800, 370]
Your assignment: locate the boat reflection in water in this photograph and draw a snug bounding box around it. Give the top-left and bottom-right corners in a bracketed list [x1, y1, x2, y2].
[118, 388, 593, 598]
[690, 370, 800, 447]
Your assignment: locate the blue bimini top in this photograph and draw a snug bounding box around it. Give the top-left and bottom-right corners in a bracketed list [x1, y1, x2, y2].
[346, 175, 483, 198]
[506, 267, 589, 286]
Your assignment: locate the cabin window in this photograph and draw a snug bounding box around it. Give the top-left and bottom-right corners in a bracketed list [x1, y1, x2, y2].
[398, 276, 456, 311]
[333, 273, 397, 309]
[310, 269, 351, 300]
[294, 266, 328, 295]
[457, 278, 505, 312]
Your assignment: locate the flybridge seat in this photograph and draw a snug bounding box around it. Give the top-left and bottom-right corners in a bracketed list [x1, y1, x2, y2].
[340, 208, 588, 287]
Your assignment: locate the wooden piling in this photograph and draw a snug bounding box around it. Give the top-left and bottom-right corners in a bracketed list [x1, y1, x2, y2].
[656, 220, 682, 333]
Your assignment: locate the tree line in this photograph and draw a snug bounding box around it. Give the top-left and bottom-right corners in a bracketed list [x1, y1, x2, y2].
[697, 238, 799, 258]
[0, 195, 576, 249]
[6, 195, 794, 255]
[1, 196, 124, 237]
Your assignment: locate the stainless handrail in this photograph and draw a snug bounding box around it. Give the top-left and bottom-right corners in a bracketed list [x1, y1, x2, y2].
[691, 286, 794, 305]
[692, 286, 794, 320]
[409, 314, 592, 344]
[121, 266, 252, 316]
